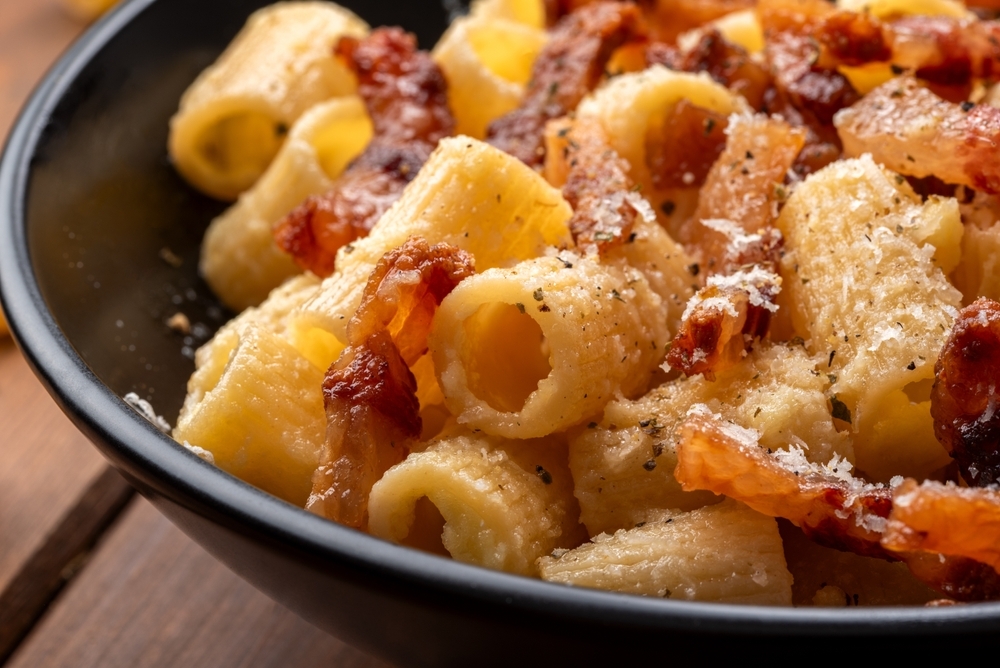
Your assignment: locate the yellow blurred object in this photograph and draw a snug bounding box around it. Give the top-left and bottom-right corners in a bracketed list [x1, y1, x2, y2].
[59, 0, 121, 22]
[0, 308, 8, 337]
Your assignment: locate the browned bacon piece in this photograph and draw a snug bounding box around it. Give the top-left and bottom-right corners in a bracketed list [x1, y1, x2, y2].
[487, 2, 645, 167]
[884, 479, 1000, 576]
[643, 0, 754, 43]
[273, 29, 454, 278]
[930, 298, 1000, 486]
[646, 30, 772, 110]
[644, 100, 730, 191]
[682, 114, 804, 268]
[548, 117, 645, 255]
[664, 266, 782, 380]
[675, 410, 896, 558]
[890, 15, 1000, 86]
[837, 77, 1000, 194]
[676, 412, 1000, 601]
[306, 238, 475, 528]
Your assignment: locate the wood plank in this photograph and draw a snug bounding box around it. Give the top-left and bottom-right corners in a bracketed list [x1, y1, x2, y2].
[0, 0, 83, 137]
[0, 341, 108, 596]
[0, 0, 106, 600]
[7, 498, 392, 668]
[0, 466, 133, 662]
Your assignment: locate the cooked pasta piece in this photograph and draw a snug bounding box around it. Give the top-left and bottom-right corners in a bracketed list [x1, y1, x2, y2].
[470, 0, 547, 28]
[173, 324, 326, 506]
[776, 154, 963, 482]
[570, 342, 850, 536]
[431, 252, 668, 439]
[183, 273, 324, 409]
[201, 97, 372, 311]
[291, 136, 573, 348]
[368, 428, 584, 575]
[168, 2, 368, 200]
[538, 500, 793, 605]
[432, 14, 547, 138]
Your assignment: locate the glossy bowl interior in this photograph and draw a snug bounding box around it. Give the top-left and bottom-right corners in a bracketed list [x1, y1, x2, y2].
[3, 0, 1000, 662]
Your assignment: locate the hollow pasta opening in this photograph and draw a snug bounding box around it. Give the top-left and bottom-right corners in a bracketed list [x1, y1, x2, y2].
[461, 302, 551, 413]
[467, 23, 541, 85]
[197, 112, 285, 178]
[313, 112, 373, 180]
[399, 496, 449, 557]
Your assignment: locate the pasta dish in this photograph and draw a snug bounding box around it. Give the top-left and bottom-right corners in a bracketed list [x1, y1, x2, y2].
[166, 0, 1000, 606]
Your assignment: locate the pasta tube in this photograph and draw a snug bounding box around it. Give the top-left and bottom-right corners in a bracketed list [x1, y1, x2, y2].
[201, 97, 373, 311]
[776, 155, 963, 482]
[469, 0, 546, 28]
[538, 500, 793, 605]
[432, 15, 547, 138]
[168, 2, 368, 200]
[292, 136, 573, 347]
[173, 324, 326, 506]
[430, 253, 669, 439]
[368, 429, 583, 576]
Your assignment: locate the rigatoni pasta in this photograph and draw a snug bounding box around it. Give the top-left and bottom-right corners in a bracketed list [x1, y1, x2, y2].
[368, 429, 583, 575]
[201, 96, 373, 311]
[169, 0, 1000, 608]
[168, 2, 368, 200]
[430, 253, 669, 439]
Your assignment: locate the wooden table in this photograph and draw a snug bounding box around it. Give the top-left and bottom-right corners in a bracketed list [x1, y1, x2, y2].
[0, 3, 388, 665]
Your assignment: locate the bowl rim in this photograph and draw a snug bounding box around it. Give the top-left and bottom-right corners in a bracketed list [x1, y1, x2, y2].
[3, 0, 1000, 637]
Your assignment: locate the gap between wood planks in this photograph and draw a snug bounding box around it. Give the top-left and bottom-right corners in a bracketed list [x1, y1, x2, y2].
[0, 465, 134, 664]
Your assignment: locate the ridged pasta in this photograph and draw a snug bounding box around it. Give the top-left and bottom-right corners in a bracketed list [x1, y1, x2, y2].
[430, 253, 668, 439]
[168, 2, 368, 200]
[776, 155, 963, 481]
[433, 14, 547, 139]
[537, 500, 793, 605]
[173, 324, 326, 506]
[291, 136, 573, 346]
[570, 343, 851, 536]
[201, 97, 373, 311]
[604, 216, 696, 334]
[368, 429, 584, 575]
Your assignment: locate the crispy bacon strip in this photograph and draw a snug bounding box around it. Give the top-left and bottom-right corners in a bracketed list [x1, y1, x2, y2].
[675, 409, 895, 558]
[306, 238, 475, 528]
[885, 479, 1000, 574]
[683, 114, 803, 268]
[665, 265, 781, 380]
[551, 117, 647, 255]
[644, 100, 730, 191]
[487, 1, 645, 167]
[931, 298, 1000, 486]
[646, 30, 772, 110]
[837, 77, 1000, 194]
[676, 412, 1000, 601]
[890, 16, 1000, 86]
[273, 29, 454, 277]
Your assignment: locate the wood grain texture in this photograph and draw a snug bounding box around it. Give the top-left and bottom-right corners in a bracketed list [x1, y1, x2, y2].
[0, 341, 108, 597]
[0, 0, 82, 136]
[0, 466, 134, 663]
[7, 498, 391, 668]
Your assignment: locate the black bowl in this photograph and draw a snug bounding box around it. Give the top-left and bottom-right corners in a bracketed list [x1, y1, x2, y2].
[3, 0, 1000, 662]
